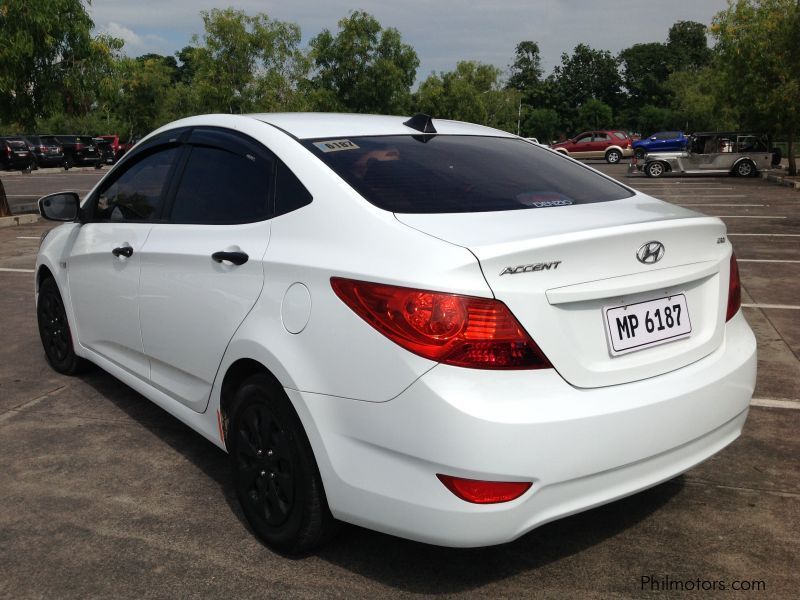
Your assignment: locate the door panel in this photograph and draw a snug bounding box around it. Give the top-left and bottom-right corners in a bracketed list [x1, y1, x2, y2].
[138, 223, 270, 411]
[138, 135, 276, 412]
[67, 223, 153, 378]
[65, 145, 181, 379]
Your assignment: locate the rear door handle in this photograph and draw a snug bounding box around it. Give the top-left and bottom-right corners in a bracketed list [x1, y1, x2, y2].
[211, 251, 249, 266]
[112, 246, 133, 258]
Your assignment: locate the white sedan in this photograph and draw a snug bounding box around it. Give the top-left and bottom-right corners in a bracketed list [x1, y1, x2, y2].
[35, 113, 756, 553]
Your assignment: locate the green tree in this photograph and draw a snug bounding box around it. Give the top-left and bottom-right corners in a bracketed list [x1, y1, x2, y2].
[548, 44, 623, 134]
[667, 20, 712, 72]
[577, 98, 613, 131]
[309, 11, 419, 114]
[416, 61, 501, 125]
[0, 0, 112, 128]
[636, 104, 675, 134]
[711, 0, 800, 174]
[619, 42, 671, 106]
[523, 108, 560, 142]
[115, 56, 174, 137]
[664, 67, 735, 133]
[507, 41, 544, 102]
[190, 8, 305, 114]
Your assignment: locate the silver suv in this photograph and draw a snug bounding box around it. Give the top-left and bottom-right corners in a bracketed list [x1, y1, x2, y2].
[630, 132, 776, 178]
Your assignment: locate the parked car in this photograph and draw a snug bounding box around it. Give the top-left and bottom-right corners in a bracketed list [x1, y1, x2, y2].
[633, 131, 688, 158]
[36, 112, 755, 554]
[630, 132, 774, 178]
[92, 137, 115, 165]
[0, 137, 34, 171]
[53, 135, 101, 169]
[550, 130, 633, 163]
[23, 135, 65, 168]
[97, 134, 130, 163]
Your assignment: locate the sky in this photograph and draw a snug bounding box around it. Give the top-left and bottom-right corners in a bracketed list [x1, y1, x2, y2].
[88, 0, 731, 82]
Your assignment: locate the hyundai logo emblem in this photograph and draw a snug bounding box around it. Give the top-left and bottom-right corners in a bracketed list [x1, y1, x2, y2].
[637, 241, 665, 264]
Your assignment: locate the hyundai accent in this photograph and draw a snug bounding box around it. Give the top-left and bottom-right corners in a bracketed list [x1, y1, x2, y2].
[35, 113, 756, 553]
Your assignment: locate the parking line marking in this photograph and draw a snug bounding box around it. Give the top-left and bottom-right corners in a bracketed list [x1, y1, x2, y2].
[742, 303, 800, 310]
[739, 259, 800, 263]
[652, 194, 747, 198]
[728, 233, 800, 237]
[0, 268, 34, 273]
[716, 215, 786, 219]
[16, 236, 40, 240]
[751, 398, 800, 409]
[677, 203, 765, 207]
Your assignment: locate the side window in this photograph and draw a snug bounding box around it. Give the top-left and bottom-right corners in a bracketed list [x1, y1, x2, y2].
[613, 132, 627, 139]
[275, 162, 312, 217]
[594, 133, 611, 141]
[94, 147, 179, 222]
[575, 134, 593, 144]
[170, 145, 272, 224]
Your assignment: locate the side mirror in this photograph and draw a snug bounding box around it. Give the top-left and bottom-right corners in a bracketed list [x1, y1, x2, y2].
[39, 192, 80, 222]
[650, 136, 657, 141]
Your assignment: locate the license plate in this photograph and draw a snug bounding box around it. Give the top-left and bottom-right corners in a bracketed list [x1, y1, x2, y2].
[604, 294, 691, 356]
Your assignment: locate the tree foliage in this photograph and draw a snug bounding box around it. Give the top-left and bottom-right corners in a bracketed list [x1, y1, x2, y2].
[0, 2, 795, 162]
[415, 61, 521, 132]
[309, 11, 418, 114]
[712, 0, 800, 173]
[0, 0, 122, 128]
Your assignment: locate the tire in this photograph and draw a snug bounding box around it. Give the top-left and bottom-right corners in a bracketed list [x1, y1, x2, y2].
[771, 147, 782, 167]
[229, 373, 339, 554]
[37, 277, 90, 375]
[63, 156, 72, 171]
[645, 161, 666, 178]
[634, 148, 646, 160]
[605, 149, 622, 164]
[735, 160, 755, 177]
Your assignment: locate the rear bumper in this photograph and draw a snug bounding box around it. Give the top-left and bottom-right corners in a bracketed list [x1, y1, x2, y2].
[294, 311, 756, 547]
[35, 155, 64, 167]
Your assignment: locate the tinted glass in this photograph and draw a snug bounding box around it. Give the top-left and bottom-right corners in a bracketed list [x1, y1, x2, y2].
[304, 135, 633, 214]
[170, 146, 271, 224]
[94, 147, 178, 221]
[275, 162, 312, 217]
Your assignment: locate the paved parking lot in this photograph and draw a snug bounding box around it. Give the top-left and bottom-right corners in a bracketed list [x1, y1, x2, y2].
[0, 166, 798, 598]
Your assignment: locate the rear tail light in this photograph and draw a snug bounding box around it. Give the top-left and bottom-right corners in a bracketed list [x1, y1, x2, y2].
[74, 143, 84, 150]
[331, 278, 552, 369]
[437, 474, 532, 504]
[726, 253, 741, 322]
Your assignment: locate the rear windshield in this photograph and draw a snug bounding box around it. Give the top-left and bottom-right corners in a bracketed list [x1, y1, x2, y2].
[303, 135, 633, 213]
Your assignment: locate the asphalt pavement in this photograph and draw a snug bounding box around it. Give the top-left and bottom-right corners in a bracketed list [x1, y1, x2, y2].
[0, 164, 797, 598]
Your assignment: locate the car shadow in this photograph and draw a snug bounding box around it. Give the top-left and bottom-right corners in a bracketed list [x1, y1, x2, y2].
[78, 368, 251, 531]
[316, 480, 682, 594]
[79, 367, 683, 594]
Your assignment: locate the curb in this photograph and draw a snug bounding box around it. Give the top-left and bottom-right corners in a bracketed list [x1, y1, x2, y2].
[762, 172, 800, 190]
[0, 213, 39, 228]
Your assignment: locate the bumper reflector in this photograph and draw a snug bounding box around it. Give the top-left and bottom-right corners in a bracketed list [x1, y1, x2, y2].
[437, 474, 532, 504]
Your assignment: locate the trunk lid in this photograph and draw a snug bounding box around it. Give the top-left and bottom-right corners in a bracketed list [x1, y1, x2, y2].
[396, 195, 730, 388]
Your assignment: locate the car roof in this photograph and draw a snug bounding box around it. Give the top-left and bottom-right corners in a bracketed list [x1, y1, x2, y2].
[246, 112, 514, 140]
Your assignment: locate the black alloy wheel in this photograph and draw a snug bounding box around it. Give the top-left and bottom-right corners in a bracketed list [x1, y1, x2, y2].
[229, 374, 339, 554]
[37, 277, 89, 375]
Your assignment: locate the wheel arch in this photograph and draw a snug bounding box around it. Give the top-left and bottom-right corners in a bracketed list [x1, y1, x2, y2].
[36, 264, 54, 292]
[218, 358, 280, 444]
[732, 156, 757, 175]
